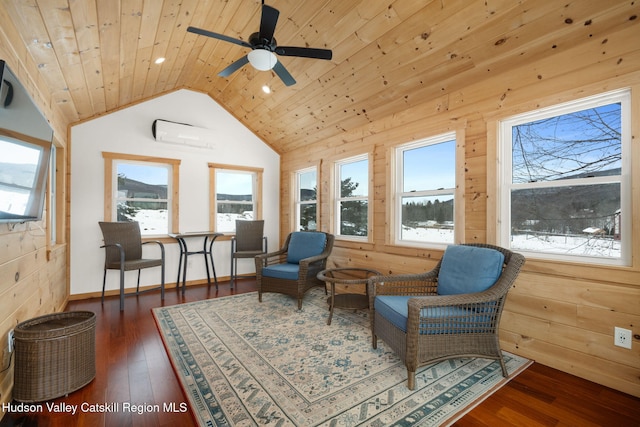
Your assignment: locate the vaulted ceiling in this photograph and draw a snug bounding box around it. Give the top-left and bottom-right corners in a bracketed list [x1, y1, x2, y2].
[0, 1, 636, 153]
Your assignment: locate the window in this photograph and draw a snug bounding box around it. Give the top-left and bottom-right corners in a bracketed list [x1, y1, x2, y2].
[209, 164, 263, 233]
[103, 152, 180, 236]
[335, 155, 369, 238]
[499, 89, 630, 265]
[294, 167, 317, 231]
[395, 133, 456, 246]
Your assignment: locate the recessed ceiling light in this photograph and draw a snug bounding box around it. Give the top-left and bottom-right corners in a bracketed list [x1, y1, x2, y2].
[262, 85, 271, 94]
[155, 57, 165, 64]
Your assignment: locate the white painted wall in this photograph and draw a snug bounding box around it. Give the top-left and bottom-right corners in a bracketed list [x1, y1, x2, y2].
[70, 89, 280, 296]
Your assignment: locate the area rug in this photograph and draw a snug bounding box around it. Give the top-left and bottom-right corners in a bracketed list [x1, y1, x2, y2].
[152, 288, 531, 426]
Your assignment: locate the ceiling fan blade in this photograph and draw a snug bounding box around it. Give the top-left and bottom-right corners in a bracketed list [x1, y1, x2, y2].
[218, 55, 249, 77]
[187, 26, 252, 49]
[273, 61, 296, 86]
[260, 5, 280, 42]
[274, 46, 333, 60]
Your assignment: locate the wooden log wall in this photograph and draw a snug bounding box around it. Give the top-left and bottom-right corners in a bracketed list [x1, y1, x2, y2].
[281, 27, 640, 397]
[0, 24, 69, 413]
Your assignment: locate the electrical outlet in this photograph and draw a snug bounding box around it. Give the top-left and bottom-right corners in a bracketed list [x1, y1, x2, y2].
[614, 327, 632, 349]
[7, 330, 14, 353]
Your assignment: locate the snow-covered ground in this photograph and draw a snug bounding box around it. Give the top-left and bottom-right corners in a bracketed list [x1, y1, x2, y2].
[400, 225, 621, 258]
[510, 232, 620, 258]
[131, 209, 254, 234]
[131, 209, 621, 259]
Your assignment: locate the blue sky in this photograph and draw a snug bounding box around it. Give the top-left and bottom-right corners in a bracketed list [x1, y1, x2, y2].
[115, 138, 457, 194]
[216, 170, 253, 195]
[511, 102, 622, 183]
[118, 163, 168, 185]
[403, 140, 456, 191]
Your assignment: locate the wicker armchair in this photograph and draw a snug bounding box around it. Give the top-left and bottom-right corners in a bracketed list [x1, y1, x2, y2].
[99, 221, 165, 311]
[230, 220, 267, 288]
[367, 243, 525, 390]
[256, 231, 334, 310]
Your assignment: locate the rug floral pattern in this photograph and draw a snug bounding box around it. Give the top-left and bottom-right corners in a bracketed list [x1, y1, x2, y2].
[153, 288, 530, 426]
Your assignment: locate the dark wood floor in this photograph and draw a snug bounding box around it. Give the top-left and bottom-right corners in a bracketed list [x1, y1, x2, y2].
[2, 279, 639, 427]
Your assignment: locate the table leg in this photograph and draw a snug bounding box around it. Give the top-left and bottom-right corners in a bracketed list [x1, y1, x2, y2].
[208, 235, 219, 290]
[202, 236, 211, 286]
[327, 283, 335, 325]
[181, 245, 188, 296]
[175, 238, 185, 290]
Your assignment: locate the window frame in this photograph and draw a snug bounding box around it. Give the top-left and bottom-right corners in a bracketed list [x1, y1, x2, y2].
[49, 144, 57, 244]
[46, 141, 66, 259]
[208, 163, 263, 234]
[497, 89, 631, 266]
[294, 166, 318, 232]
[393, 132, 458, 248]
[102, 152, 180, 237]
[333, 153, 371, 241]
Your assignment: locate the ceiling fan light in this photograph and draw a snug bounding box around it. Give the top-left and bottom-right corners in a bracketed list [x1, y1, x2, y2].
[248, 49, 277, 71]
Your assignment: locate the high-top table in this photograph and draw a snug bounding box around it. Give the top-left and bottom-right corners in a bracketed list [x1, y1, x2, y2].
[169, 232, 223, 294]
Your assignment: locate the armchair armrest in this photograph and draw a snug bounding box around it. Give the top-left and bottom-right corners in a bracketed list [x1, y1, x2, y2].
[101, 242, 125, 267]
[367, 271, 438, 319]
[367, 270, 439, 297]
[405, 291, 505, 339]
[142, 240, 165, 260]
[256, 248, 287, 264]
[297, 252, 331, 280]
[298, 252, 330, 267]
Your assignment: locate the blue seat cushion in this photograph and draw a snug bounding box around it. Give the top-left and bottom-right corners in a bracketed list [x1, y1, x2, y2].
[262, 263, 300, 281]
[286, 232, 327, 264]
[374, 296, 489, 334]
[437, 245, 505, 295]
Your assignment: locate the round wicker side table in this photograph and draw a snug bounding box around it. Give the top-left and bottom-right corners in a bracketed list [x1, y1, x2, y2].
[13, 311, 96, 402]
[317, 268, 381, 325]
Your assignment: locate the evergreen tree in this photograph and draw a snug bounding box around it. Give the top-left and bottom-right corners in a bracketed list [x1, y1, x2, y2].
[340, 177, 367, 236]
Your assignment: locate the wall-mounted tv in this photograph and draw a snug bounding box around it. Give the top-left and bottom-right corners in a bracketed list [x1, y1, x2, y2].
[0, 59, 54, 223]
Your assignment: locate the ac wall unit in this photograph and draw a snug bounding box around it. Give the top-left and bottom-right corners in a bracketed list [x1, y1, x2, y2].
[151, 119, 216, 149]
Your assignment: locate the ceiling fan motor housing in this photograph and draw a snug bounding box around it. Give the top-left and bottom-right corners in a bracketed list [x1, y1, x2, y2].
[249, 32, 277, 51]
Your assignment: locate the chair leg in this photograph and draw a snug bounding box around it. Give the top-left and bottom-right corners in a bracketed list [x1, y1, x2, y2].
[136, 270, 141, 294]
[232, 258, 238, 289]
[119, 267, 125, 311]
[161, 262, 165, 301]
[102, 269, 107, 304]
[499, 356, 509, 377]
[230, 247, 234, 289]
[407, 371, 416, 390]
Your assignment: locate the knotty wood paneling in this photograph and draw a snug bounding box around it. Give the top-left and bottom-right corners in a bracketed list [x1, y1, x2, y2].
[2, 1, 635, 157]
[280, 19, 640, 397]
[0, 26, 68, 414]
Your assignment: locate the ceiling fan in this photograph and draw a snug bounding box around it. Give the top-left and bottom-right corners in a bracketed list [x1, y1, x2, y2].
[187, 1, 333, 87]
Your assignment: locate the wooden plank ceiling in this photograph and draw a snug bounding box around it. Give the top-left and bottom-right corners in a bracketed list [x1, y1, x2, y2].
[0, 1, 636, 153]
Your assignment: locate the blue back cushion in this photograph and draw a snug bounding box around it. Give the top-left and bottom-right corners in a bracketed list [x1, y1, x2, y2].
[437, 245, 504, 295]
[286, 232, 327, 264]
